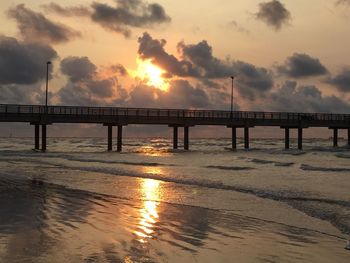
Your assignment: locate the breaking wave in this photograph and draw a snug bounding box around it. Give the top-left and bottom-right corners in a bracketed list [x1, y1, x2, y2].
[300, 164, 350, 173]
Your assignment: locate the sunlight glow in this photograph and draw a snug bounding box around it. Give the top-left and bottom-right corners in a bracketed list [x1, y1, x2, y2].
[133, 59, 169, 91]
[134, 179, 162, 243]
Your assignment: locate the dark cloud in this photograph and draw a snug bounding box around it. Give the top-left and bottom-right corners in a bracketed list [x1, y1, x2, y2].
[91, 0, 171, 37]
[233, 61, 273, 100]
[138, 33, 273, 100]
[178, 40, 233, 78]
[163, 80, 210, 108]
[61, 56, 97, 82]
[110, 64, 128, 76]
[256, 0, 291, 30]
[0, 84, 42, 104]
[179, 40, 274, 97]
[7, 4, 81, 44]
[0, 36, 57, 85]
[326, 69, 350, 92]
[42, 3, 91, 17]
[277, 53, 328, 78]
[138, 32, 199, 77]
[58, 56, 121, 105]
[264, 80, 350, 113]
[128, 80, 211, 109]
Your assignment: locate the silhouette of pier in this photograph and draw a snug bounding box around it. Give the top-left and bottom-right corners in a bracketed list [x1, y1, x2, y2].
[1, 104, 349, 151]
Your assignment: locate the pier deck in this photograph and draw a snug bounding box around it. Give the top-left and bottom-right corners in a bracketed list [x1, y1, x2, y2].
[1, 104, 349, 151]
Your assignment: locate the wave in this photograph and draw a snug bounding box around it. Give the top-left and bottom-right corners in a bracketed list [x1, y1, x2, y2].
[2, 156, 350, 236]
[56, 164, 350, 235]
[58, 156, 176, 167]
[300, 164, 350, 172]
[0, 153, 176, 168]
[205, 165, 254, 171]
[336, 154, 350, 159]
[250, 159, 294, 167]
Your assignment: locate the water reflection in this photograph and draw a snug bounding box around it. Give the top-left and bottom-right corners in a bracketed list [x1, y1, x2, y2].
[143, 166, 163, 175]
[138, 144, 171, 157]
[134, 179, 161, 243]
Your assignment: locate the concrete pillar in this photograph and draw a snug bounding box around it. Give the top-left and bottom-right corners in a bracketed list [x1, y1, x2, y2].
[108, 125, 113, 151]
[41, 125, 47, 152]
[117, 125, 123, 152]
[333, 128, 338, 148]
[285, 128, 290, 150]
[348, 128, 350, 146]
[232, 127, 237, 150]
[244, 127, 249, 149]
[35, 124, 40, 150]
[173, 126, 178, 149]
[184, 126, 189, 150]
[298, 127, 303, 150]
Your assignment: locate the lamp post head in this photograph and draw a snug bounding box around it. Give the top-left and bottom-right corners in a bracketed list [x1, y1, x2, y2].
[230, 76, 235, 80]
[47, 61, 51, 65]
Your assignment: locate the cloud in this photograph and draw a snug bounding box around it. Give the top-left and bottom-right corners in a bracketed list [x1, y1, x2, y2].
[0, 36, 57, 85]
[110, 64, 128, 76]
[336, 0, 350, 5]
[58, 56, 124, 105]
[326, 69, 350, 92]
[61, 56, 97, 82]
[233, 61, 274, 99]
[256, 0, 291, 30]
[91, 0, 171, 37]
[228, 20, 250, 34]
[7, 4, 81, 44]
[138, 32, 274, 99]
[162, 80, 211, 108]
[0, 84, 43, 104]
[128, 80, 211, 109]
[277, 53, 328, 78]
[264, 80, 350, 113]
[42, 2, 91, 17]
[178, 40, 233, 78]
[138, 32, 199, 77]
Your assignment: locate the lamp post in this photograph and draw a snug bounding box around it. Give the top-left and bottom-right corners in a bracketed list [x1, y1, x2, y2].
[45, 61, 51, 109]
[230, 76, 235, 118]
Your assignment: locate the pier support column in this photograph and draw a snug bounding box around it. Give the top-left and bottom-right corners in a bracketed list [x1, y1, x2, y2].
[244, 127, 249, 149]
[173, 126, 178, 149]
[35, 124, 40, 150]
[348, 128, 350, 146]
[107, 125, 113, 151]
[333, 128, 338, 148]
[117, 125, 123, 152]
[231, 127, 237, 150]
[284, 128, 290, 150]
[184, 126, 189, 150]
[41, 125, 47, 152]
[298, 127, 303, 150]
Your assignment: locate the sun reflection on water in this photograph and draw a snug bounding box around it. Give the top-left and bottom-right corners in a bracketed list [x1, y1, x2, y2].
[134, 179, 162, 243]
[138, 143, 171, 157]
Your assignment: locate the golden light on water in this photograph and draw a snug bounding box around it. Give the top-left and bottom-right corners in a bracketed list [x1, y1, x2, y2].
[132, 59, 169, 91]
[143, 167, 162, 175]
[134, 179, 162, 243]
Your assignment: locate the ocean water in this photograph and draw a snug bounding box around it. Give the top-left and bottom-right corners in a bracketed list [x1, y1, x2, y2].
[0, 137, 349, 262]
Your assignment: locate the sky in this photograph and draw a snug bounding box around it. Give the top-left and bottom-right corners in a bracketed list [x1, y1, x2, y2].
[1, 0, 350, 137]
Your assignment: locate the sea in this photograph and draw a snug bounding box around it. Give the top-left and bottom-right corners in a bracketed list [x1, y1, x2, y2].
[0, 137, 349, 263]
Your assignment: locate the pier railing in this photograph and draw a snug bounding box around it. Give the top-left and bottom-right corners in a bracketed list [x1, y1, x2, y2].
[1, 104, 349, 152]
[1, 104, 350, 122]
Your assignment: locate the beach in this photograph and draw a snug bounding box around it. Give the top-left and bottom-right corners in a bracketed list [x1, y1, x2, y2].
[0, 137, 349, 262]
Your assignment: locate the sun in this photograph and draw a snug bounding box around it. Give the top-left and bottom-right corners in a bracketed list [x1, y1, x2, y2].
[133, 59, 169, 91]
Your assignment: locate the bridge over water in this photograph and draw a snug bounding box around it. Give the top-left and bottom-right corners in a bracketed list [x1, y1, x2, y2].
[1, 104, 349, 151]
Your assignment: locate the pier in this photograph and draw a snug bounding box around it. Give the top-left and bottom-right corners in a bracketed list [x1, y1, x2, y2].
[1, 104, 349, 151]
